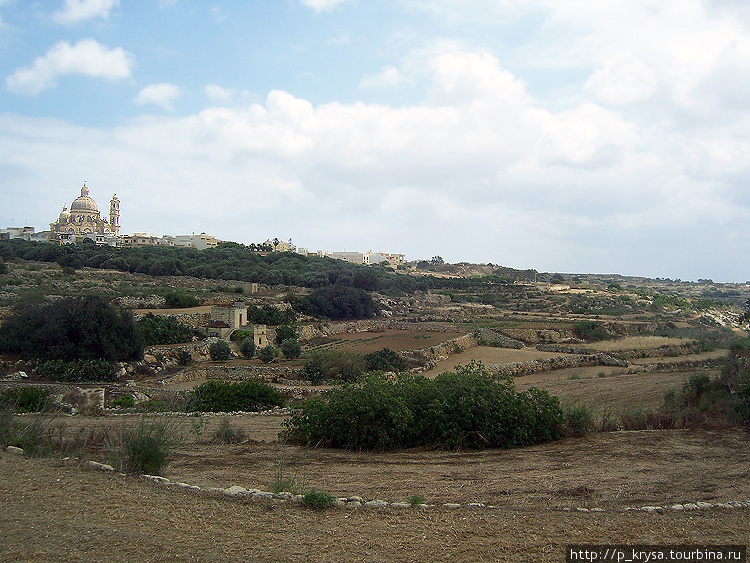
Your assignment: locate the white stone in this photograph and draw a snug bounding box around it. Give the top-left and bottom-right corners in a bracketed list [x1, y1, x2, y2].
[87, 460, 114, 471]
[5, 446, 24, 455]
[391, 502, 411, 509]
[696, 501, 712, 509]
[576, 508, 590, 513]
[365, 500, 389, 508]
[590, 508, 605, 513]
[468, 503, 485, 508]
[443, 503, 461, 509]
[670, 504, 684, 511]
[143, 475, 170, 484]
[224, 485, 248, 497]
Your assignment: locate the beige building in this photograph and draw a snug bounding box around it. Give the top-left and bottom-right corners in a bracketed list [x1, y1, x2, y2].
[174, 233, 219, 250]
[205, 301, 268, 346]
[50, 183, 120, 244]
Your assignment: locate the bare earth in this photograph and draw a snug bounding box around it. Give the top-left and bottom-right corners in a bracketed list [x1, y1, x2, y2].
[2, 417, 749, 563]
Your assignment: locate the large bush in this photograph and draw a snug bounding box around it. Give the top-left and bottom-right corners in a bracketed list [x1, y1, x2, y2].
[137, 313, 192, 346]
[209, 340, 231, 362]
[0, 386, 50, 413]
[191, 380, 285, 412]
[0, 295, 142, 362]
[286, 362, 565, 451]
[364, 348, 407, 372]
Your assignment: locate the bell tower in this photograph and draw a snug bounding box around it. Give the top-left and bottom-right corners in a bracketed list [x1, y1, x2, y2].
[109, 194, 120, 234]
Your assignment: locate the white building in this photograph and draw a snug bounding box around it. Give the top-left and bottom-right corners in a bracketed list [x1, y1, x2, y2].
[174, 233, 220, 250]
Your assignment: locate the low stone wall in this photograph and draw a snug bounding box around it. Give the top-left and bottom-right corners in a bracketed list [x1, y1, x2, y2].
[484, 354, 628, 378]
[159, 365, 302, 386]
[297, 319, 458, 341]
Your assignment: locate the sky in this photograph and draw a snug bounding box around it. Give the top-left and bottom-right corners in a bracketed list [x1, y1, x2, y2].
[0, 0, 749, 282]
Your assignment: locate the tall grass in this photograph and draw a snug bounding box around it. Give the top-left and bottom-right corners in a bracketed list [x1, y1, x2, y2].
[107, 415, 183, 475]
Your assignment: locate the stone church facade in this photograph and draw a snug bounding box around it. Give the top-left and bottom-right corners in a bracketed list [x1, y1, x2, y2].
[50, 183, 120, 244]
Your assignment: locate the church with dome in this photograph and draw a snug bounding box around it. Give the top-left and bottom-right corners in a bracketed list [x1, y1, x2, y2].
[49, 183, 120, 244]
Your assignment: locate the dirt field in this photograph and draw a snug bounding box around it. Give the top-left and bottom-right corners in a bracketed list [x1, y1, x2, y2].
[424, 347, 568, 376]
[2, 422, 749, 563]
[304, 329, 466, 354]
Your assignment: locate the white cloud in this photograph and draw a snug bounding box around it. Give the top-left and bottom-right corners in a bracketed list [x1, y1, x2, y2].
[359, 66, 409, 89]
[52, 0, 119, 24]
[585, 57, 658, 105]
[134, 83, 181, 110]
[204, 84, 236, 104]
[300, 0, 351, 12]
[6, 39, 134, 95]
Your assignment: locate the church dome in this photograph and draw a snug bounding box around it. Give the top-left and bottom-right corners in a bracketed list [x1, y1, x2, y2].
[70, 184, 98, 212]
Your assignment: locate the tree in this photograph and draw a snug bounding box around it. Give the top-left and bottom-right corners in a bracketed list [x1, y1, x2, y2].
[240, 337, 255, 358]
[280, 338, 302, 360]
[209, 340, 231, 362]
[258, 345, 276, 363]
[274, 324, 297, 346]
[0, 295, 142, 362]
[431, 256, 444, 266]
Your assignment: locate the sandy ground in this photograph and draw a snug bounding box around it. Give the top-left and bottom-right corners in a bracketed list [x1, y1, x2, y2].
[2, 424, 749, 563]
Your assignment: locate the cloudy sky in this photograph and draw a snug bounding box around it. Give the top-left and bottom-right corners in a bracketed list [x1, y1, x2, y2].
[1, 0, 749, 282]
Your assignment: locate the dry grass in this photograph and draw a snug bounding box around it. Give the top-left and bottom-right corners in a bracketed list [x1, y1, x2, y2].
[589, 336, 690, 352]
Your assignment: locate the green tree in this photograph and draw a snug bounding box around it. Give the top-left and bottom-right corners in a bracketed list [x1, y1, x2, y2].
[280, 338, 302, 360]
[209, 340, 231, 362]
[0, 295, 142, 362]
[258, 345, 276, 363]
[274, 324, 297, 346]
[240, 337, 256, 358]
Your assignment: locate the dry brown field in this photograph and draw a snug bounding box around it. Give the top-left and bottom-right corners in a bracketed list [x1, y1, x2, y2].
[423, 347, 569, 377]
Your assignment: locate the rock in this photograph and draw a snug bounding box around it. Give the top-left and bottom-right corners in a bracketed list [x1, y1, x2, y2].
[696, 501, 713, 509]
[641, 506, 661, 513]
[590, 508, 604, 513]
[576, 508, 590, 513]
[224, 485, 248, 497]
[468, 503, 485, 508]
[364, 500, 389, 508]
[345, 500, 362, 509]
[174, 482, 200, 490]
[87, 460, 115, 471]
[143, 475, 171, 484]
[251, 491, 274, 499]
[443, 503, 461, 509]
[391, 502, 411, 509]
[5, 446, 24, 456]
[670, 504, 684, 511]
[683, 503, 698, 510]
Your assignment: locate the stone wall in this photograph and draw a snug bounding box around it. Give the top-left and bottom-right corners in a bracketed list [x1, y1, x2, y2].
[483, 354, 628, 378]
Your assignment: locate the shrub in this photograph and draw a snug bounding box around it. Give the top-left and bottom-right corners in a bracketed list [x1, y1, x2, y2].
[240, 337, 256, 358]
[364, 348, 407, 372]
[209, 340, 231, 362]
[191, 380, 285, 412]
[564, 404, 597, 437]
[286, 361, 565, 451]
[163, 291, 199, 309]
[274, 325, 297, 346]
[109, 416, 180, 475]
[0, 386, 51, 413]
[258, 345, 276, 363]
[270, 457, 305, 495]
[212, 418, 246, 444]
[176, 350, 192, 366]
[302, 488, 335, 509]
[407, 494, 425, 506]
[293, 285, 379, 320]
[280, 338, 302, 360]
[37, 359, 116, 383]
[0, 295, 143, 362]
[572, 320, 610, 342]
[111, 395, 135, 409]
[301, 350, 366, 384]
[137, 313, 192, 346]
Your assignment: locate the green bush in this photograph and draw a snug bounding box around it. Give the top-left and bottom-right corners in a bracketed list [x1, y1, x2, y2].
[572, 320, 611, 342]
[176, 350, 192, 366]
[109, 416, 179, 475]
[111, 395, 135, 409]
[280, 338, 302, 360]
[0, 295, 142, 362]
[274, 325, 297, 346]
[286, 361, 565, 451]
[0, 386, 51, 413]
[302, 488, 335, 509]
[137, 313, 192, 346]
[209, 340, 231, 361]
[191, 380, 285, 412]
[163, 291, 199, 309]
[240, 338, 256, 358]
[301, 350, 366, 384]
[37, 359, 116, 383]
[364, 348, 407, 372]
[258, 344, 276, 363]
[564, 404, 597, 437]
